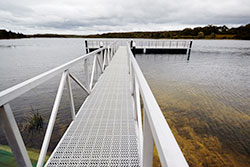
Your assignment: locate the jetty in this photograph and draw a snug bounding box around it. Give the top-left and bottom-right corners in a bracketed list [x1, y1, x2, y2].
[87, 39, 192, 54]
[0, 40, 191, 167]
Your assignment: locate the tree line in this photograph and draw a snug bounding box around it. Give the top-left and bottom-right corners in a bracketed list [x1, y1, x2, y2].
[1, 23, 250, 40]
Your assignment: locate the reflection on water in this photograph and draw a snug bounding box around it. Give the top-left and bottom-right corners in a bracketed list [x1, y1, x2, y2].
[136, 40, 250, 167]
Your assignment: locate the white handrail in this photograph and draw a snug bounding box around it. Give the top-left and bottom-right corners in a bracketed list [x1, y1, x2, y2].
[0, 46, 111, 107]
[127, 44, 189, 167]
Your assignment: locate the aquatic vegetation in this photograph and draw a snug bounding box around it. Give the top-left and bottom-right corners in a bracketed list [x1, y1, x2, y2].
[21, 109, 44, 135]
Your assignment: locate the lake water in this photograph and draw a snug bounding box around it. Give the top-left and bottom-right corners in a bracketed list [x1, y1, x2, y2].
[0, 38, 250, 167]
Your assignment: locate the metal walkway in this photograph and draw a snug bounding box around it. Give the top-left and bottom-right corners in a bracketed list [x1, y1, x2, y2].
[46, 47, 140, 166]
[0, 40, 189, 167]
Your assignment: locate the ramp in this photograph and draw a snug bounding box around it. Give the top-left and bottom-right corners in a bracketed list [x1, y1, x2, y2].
[45, 47, 141, 167]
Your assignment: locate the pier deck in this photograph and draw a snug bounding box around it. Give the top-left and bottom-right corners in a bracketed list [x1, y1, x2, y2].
[45, 47, 141, 167]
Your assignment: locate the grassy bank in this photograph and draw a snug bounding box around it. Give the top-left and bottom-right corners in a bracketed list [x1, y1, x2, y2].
[0, 144, 50, 167]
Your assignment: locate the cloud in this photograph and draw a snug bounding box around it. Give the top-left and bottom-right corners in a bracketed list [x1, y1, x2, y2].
[0, 0, 250, 34]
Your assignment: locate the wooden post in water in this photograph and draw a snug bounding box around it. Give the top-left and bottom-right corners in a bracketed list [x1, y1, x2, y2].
[187, 41, 193, 61]
[130, 40, 133, 49]
[85, 40, 89, 54]
[131, 40, 136, 56]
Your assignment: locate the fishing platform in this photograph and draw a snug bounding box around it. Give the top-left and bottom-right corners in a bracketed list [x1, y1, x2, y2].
[87, 39, 192, 54]
[0, 39, 191, 167]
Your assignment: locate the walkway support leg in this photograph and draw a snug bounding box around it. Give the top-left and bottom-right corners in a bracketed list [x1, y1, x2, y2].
[187, 41, 193, 61]
[0, 104, 32, 167]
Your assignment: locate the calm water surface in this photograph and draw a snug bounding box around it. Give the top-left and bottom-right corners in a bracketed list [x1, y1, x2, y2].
[0, 39, 250, 166]
[136, 40, 250, 166]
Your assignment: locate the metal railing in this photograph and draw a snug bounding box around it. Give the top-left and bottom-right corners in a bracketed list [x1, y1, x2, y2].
[0, 42, 118, 167]
[133, 39, 190, 49]
[86, 39, 191, 49]
[87, 39, 115, 48]
[127, 44, 189, 167]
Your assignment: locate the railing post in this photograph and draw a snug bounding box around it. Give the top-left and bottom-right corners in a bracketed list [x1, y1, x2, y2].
[84, 40, 89, 54]
[104, 48, 108, 67]
[0, 104, 32, 167]
[131, 41, 136, 56]
[66, 70, 75, 120]
[143, 110, 154, 167]
[89, 55, 97, 90]
[84, 59, 90, 91]
[107, 47, 110, 65]
[95, 55, 99, 78]
[37, 71, 67, 167]
[102, 50, 106, 71]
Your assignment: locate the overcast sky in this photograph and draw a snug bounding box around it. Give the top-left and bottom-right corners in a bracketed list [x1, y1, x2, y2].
[0, 0, 250, 35]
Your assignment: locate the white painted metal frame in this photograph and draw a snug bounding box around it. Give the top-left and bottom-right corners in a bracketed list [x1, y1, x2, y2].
[86, 39, 191, 50]
[132, 39, 191, 49]
[0, 42, 118, 167]
[0, 104, 33, 167]
[128, 44, 189, 167]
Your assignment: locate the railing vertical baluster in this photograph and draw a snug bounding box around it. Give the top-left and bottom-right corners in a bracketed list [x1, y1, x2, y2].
[110, 46, 112, 61]
[0, 104, 32, 167]
[66, 70, 75, 120]
[102, 50, 106, 71]
[106, 47, 110, 65]
[105, 48, 109, 66]
[84, 59, 90, 91]
[37, 71, 67, 167]
[143, 109, 154, 167]
[95, 55, 99, 79]
[89, 55, 97, 90]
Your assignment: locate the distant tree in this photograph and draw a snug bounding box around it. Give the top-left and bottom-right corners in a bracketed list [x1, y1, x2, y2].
[210, 32, 216, 38]
[234, 24, 250, 40]
[197, 31, 205, 38]
[182, 28, 193, 35]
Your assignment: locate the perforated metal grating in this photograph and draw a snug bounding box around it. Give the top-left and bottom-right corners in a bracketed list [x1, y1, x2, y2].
[45, 47, 141, 167]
